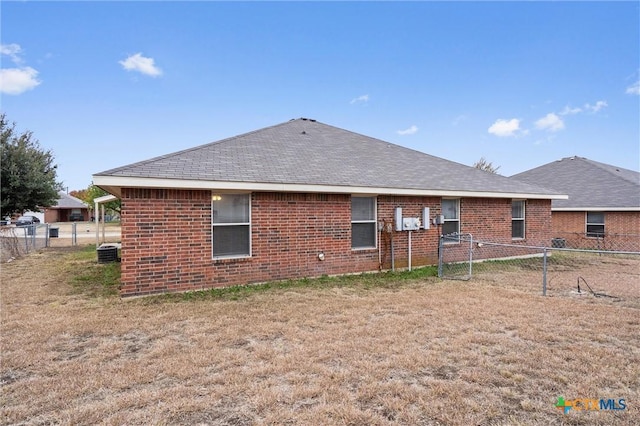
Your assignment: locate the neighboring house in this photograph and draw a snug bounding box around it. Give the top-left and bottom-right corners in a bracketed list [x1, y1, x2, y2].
[512, 156, 640, 250]
[43, 191, 90, 223]
[93, 118, 565, 296]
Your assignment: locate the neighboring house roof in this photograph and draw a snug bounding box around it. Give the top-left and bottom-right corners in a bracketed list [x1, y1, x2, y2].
[50, 191, 88, 209]
[94, 118, 566, 200]
[511, 156, 640, 211]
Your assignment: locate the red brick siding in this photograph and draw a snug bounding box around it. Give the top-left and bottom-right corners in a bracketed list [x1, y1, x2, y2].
[44, 210, 59, 223]
[251, 193, 378, 280]
[377, 196, 441, 269]
[552, 211, 640, 250]
[459, 198, 552, 246]
[436, 198, 552, 263]
[119, 190, 553, 296]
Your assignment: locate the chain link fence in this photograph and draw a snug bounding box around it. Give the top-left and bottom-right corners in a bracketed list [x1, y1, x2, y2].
[1, 222, 119, 262]
[1, 224, 60, 262]
[439, 233, 640, 305]
[550, 231, 640, 252]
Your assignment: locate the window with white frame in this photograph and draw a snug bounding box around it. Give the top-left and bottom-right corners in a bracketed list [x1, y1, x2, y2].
[512, 200, 525, 239]
[586, 212, 605, 237]
[351, 196, 376, 249]
[212, 193, 251, 258]
[442, 199, 460, 236]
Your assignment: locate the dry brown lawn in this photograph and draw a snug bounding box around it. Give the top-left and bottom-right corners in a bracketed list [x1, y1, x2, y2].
[1, 247, 638, 425]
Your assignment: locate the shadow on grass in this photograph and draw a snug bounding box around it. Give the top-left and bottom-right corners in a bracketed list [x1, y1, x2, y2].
[61, 245, 439, 303]
[142, 266, 439, 304]
[66, 245, 121, 298]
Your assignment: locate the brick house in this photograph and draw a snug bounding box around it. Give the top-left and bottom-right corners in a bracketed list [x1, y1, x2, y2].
[512, 156, 640, 251]
[93, 118, 565, 296]
[43, 191, 90, 223]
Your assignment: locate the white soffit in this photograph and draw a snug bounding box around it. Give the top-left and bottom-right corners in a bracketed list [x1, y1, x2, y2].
[93, 175, 568, 200]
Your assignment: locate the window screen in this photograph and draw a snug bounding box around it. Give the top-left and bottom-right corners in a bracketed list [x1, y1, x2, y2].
[442, 199, 460, 236]
[351, 197, 376, 249]
[512, 200, 525, 239]
[212, 194, 250, 258]
[586, 212, 605, 237]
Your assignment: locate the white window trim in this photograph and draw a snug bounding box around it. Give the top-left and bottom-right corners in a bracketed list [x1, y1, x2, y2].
[512, 199, 526, 240]
[211, 192, 252, 260]
[442, 198, 460, 243]
[351, 196, 377, 250]
[585, 211, 605, 238]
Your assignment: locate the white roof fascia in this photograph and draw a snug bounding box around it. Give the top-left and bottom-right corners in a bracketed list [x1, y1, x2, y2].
[553, 207, 640, 212]
[95, 194, 118, 203]
[93, 175, 568, 200]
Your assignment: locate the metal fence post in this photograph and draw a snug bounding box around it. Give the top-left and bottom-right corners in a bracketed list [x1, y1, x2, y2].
[542, 248, 548, 296]
[72, 222, 77, 246]
[437, 235, 443, 278]
[23, 227, 28, 252]
[469, 233, 473, 278]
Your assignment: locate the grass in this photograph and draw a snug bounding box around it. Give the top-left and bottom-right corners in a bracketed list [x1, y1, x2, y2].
[1, 246, 638, 425]
[66, 245, 121, 297]
[151, 265, 440, 304]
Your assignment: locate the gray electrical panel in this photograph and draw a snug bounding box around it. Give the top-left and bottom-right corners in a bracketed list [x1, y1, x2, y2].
[402, 217, 420, 231]
[394, 207, 403, 231]
[422, 207, 430, 230]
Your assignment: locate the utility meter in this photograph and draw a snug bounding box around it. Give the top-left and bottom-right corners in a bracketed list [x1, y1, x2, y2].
[402, 217, 421, 231]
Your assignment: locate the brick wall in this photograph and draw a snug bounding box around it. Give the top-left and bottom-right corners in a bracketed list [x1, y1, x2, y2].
[552, 211, 640, 250]
[119, 189, 553, 296]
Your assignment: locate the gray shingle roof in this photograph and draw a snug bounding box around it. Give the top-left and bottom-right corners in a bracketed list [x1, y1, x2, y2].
[95, 118, 562, 197]
[52, 191, 87, 209]
[511, 156, 640, 209]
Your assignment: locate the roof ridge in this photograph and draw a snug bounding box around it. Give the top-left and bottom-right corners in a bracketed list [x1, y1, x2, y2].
[58, 190, 87, 204]
[576, 156, 640, 185]
[316, 120, 503, 173]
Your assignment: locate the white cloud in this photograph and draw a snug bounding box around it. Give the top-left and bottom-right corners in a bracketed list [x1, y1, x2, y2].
[626, 80, 640, 95]
[396, 125, 418, 135]
[350, 94, 369, 104]
[1, 43, 23, 64]
[535, 113, 565, 132]
[535, 113, 564, 132]
[0, 67, 41, 95]
[487, 118, 522, 137]
[560, 100, 608, 116]
[560, 105, 582, 116]
[0, 43, 42, 95]
[584, 100, 607, 113]
[119, 53, 162, 77]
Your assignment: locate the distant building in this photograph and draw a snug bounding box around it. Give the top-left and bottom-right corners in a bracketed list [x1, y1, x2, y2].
[512, 156, 640, 250]
[44, 191, 90, 223]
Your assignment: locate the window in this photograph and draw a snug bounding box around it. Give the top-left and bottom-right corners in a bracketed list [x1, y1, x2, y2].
[441, 199, 460, 236]
[212, 193, 250, 258]
[586, 212, 605, 237]
[512, 200, 525, 239]
[352, 196, 376, 249]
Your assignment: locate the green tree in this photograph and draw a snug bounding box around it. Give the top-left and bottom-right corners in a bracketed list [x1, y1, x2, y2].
[84, 184, 121, 217]
[1, 114, 60, 216]
[473, 157, 501, 174]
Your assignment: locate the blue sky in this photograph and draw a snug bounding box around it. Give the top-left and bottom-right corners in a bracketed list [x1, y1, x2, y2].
[2, 1, 639, 192]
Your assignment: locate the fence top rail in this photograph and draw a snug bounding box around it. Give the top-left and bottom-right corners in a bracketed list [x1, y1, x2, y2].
[440, 234, 640, 255]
